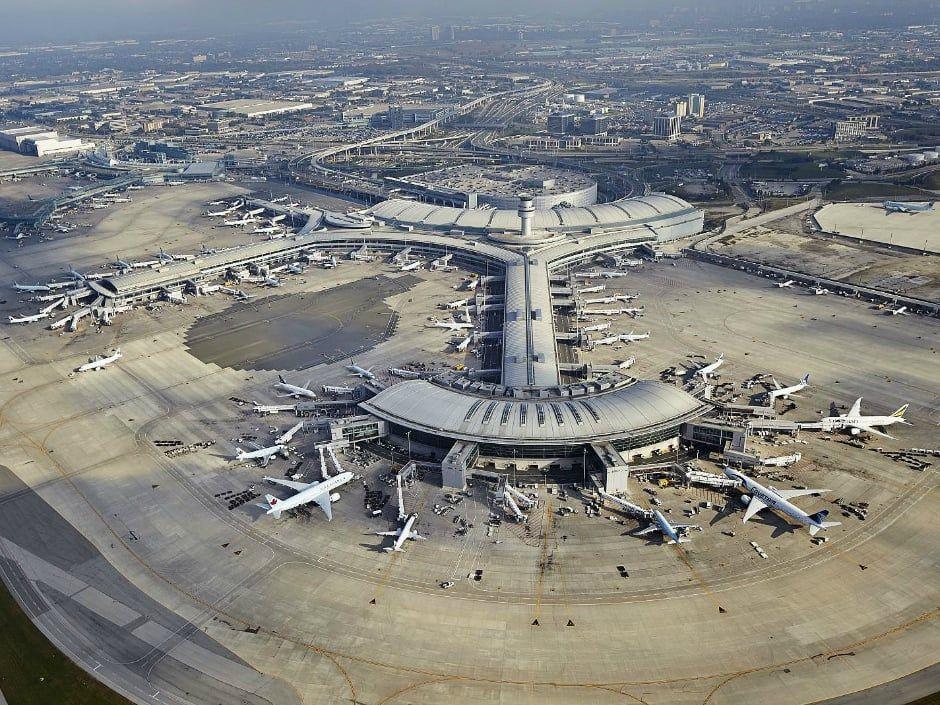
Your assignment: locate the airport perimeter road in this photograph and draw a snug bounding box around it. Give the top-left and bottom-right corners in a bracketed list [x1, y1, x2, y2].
[693, 198, 819, 250]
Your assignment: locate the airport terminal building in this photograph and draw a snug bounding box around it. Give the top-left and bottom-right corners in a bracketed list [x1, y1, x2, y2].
[93, 190, 708, 490]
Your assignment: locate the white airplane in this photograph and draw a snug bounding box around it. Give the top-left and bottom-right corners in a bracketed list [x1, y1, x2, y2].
[13, 282, 51, 293]
[776, 280, 796, 288]
[581, 308, 625, 317]
[234, 442, 287, 467]
[883, 200, 934, 214]
[206, 200, 226, 206]
[245, 207, 265, 217]
[446, 298, 470, 309]
[811, 286, 829, 296]
[112, 255, 134, 272]
[262, 277, 282, 288]
[584, 296, 618, 305]
[454, 334, 473, 352]
[622, 307, 645, 317]
[269, 196, 289, 204]
[274, 375, 317, 399]
[76, 348, 122, 372]
[581, 321, 611, 333]
[287, 263, 306, 274]
[269, 214, 287, 224]
[346, 363, 376, 381]
[886, 306, 910, 316]
[634, 510, 696, 544]
[578, 284, 606, 294]
[275, 420, 305, 445]
[723, 468, 840, 536]
[593, 334, 620, 346]
[206, 207, 238, 217]
[155, 248, 176, 264]
[375, 474, 426, 552]
[322, 384, 354, 395]
[5, 232, 30, 241]
[618, 356, 636, 369]
[224, 217, 257, 227]
[767, 373, 809, 403]
[821, 398, 911, 439]
[8, 312, 49, 324]
[619, 331, 650, 343]
[258, 471, 354, 520]
[67, 265, 86, 281]
[253, 225, 282, 235]
[252, 403, 295, 415]
[694, 353, 724, 379]
[613, 294, 640, 302]
[400, 260, 423, 272]
[427, 319, 473, 332]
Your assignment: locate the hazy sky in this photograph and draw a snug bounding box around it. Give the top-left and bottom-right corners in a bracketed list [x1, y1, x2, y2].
[0, 0, 936, 44]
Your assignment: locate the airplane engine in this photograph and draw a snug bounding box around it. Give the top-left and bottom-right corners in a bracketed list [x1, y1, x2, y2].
[849, 427, 861, 436]
[739, 495, 751, 506]
[330, 492, 341, 502]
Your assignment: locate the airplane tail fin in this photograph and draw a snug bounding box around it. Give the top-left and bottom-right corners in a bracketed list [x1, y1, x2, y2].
[802, 374, 810, 385]
[891, 403, 909, 419]
[256, 494, 282, 518]
[235, 447, 244, 457]
[278, 374, 286, 383]
[808, 510, 840, 535]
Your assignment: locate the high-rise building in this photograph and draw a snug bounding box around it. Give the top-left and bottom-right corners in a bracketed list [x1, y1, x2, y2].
[547, 112, 576, 135]
[674, 100, 688, 118]
[581, 116, 609, 135]
[832, 120, 867, 142]
[688, 94, 706, 118]
[446, 25, 456, 42]
[653, 115, 682, 141]
[847, 114, 879, 130]
[430, 25, 441, 41]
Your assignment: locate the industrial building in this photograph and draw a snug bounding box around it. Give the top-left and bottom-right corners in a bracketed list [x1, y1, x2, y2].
[199, 99, 314, 118]
[0, 125, 94, 157]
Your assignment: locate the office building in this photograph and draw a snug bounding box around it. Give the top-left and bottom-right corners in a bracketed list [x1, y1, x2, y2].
[688, 93, 706, 118]
[430, 25, 440, 41]
[653, 115, 682, 141]
[581, 116, 609, 135]
[547, 112, 576, 135]
[674, 100, 688, 118]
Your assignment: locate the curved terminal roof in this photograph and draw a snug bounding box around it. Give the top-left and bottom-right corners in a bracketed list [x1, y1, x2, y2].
[367, 193, 697, 235]
[360, 379, 708, 445]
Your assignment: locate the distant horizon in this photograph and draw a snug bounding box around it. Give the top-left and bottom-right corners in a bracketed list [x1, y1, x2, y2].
[0, 0, 936, 45]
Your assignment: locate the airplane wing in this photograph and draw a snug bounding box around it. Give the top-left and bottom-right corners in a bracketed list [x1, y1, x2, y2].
[264, 477, 315, 492]
[742, 497, 767, 523]
[375, 530, 400, 537]
[848, 398, 862, 418]
[770, 377, 782, 390]
[313, 492, 333, 521]
[634, 525, 660, 536]
[411, 533, 427, 540]
[849, 423, 893, 439]
[773, 488, 828, 500]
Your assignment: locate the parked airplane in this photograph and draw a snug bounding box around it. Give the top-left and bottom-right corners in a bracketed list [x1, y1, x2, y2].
[257, 471, 354, 520]
[400, 260, 423, 272]
[723, 468, 840, 536]
[346, 363, 377, 381]
[253, 225, 282, 235]
[427, 319, 473, 332]
[375, 474, 426, 552]
[694, 353, 724, 379]
[613, 294, 640, 302]
[322, 384, 354, 395]
[776, 280, 796, 288]
[820, 398, 911, 439]
[767, 373, 809, 403]
[8, 312, 48, 324]
[76, 348, 122, 372]
[224, 217, 257, 227]
[622, 307, 645, 317]
[446, 298, 470, 309]
[883, 200, 934, 214]
[619, 331, 650, 342]
[454, 334, 473, 352]
[234, 442, 287, 467]
[245, 207, 265, 217]
[269, 214, 287, 224]
[13, 282, 51, 293]
[886, 306, 910, 316]
[206, 207, 238, 217]
[811, 286, 829, 296]
[634, 510, 696, 544]
[580, 321, 611, 333]
[67, 265, 86, 281]
[274, 375, 317, 399]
